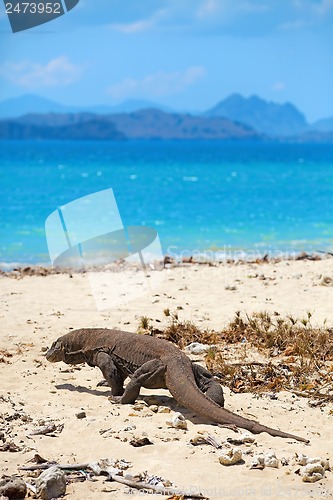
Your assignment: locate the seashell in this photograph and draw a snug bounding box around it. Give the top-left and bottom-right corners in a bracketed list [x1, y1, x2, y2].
[218, 448, 243, 466]
[166, 412, 188, 430]
[227, 432, 256, 445]
[302, 463, 325, 483]
[149, 405, 159, 413]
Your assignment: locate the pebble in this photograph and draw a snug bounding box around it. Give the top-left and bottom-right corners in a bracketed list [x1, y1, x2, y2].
[35, 466, 66, 499]
[218, 448, 243, 466]
[184, 342, 216, 354]
[302, 463, 325, 483]
[166, 412, 188, 430]
[75, 411, 86, 419]
[0, 476, 27, 499]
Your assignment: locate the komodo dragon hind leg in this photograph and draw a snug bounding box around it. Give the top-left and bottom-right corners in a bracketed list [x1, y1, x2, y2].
[110, 359, 167, 404]
[94, 352, 125, 396]
[192, 363, 225, 407]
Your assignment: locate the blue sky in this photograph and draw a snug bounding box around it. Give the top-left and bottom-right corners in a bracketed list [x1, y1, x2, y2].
[0, 0, 332, 121]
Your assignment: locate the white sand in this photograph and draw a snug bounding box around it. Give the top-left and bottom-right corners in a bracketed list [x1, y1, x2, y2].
[1, 258, 333, 499]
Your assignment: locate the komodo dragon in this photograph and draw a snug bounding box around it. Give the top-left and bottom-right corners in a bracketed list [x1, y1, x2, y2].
[46, 328, 309, 443]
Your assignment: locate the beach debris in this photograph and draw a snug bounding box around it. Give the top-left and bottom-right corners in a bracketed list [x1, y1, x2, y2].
[0, 476, 27, 499]
[301, 463, 325, 483]
[251, 451, 279, 469]
[88, 458, 132, 476]
[166, 412, 188, 430]
[158, 406, 171, 413]
[129, 436, 153, 447]
[226, 432, 256, 445]
[184, 342, 216, 354]
[28, 422, 63, 437]
[295, 453, 330, 470]
[190, 433, 222, 449]
[0, 440, 21, 452]
[133, 400, 149, 411]
[218, 447, 243, 466]
[75, 411, 86, 419]
[35, 466, 66, 499]
[320, 276, 333, 286]
[19, 458, 205, 498]
[250, 454, 265, 470]
[263, 451, 279, 468]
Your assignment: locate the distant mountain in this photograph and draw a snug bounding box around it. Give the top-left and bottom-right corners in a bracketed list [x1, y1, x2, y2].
[0, 94, 70, 118]
[204, 93, 308, 137]
[0, 94, 172, 119]
[0, 116, 125, 141]
[309, 116, 333, 133]
[0, 109, 261, 141]
[1, 97, 333, 142]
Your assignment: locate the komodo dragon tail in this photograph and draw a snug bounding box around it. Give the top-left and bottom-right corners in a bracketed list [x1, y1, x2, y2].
[165, 356, 309, 444]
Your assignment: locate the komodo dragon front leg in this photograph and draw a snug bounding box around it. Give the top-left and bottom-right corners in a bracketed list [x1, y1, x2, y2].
[109, 359, 167, 404]
[93, 352, 126, 396]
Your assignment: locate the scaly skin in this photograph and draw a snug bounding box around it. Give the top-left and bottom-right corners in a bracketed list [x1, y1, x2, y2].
[46, 328, 309, 443]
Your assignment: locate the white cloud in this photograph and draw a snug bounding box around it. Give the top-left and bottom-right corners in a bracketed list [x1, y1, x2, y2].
[110, 9, 167, 34]
[107, 66, 206, 100]
[0, 56, 83, 88]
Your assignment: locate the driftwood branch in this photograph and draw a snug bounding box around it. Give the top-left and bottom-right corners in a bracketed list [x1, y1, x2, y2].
[19, 463, 89, 471]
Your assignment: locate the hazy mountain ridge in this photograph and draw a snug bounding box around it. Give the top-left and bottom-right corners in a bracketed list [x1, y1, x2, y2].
[204, 93, 308, 137]
[0, 93, 333, 142]
[0, 109, 261, 141]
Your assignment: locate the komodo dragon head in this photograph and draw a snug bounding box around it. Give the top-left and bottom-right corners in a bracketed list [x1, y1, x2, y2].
[45, 339, 65, 362]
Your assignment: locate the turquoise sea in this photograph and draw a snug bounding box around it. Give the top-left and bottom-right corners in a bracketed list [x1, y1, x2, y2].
[1, 140, 333, 268]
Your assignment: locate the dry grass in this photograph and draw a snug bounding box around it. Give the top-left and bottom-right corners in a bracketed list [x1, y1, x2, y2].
[206, 311, 333, 396]
[219, 310, 333, 361]
[141, 309, 333, 397]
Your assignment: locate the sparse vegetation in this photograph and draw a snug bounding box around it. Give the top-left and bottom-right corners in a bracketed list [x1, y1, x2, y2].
[206, 311, 333, 397]
[141, 309, 333, 399]
[161, 311, 218, 349]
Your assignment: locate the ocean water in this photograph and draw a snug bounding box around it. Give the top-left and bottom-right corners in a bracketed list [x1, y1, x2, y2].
[1, 140, 333, 268]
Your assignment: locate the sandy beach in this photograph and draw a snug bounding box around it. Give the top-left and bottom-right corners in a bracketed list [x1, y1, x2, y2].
[1, 256, 333, 499]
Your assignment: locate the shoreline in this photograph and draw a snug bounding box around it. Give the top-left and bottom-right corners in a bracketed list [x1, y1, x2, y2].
[0, 250, 329, 276]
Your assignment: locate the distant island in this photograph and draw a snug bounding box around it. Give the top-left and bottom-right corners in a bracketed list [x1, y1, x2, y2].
[0, 93, 333, 142]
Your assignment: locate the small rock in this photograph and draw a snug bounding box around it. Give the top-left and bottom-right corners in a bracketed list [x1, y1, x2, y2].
[35, 466, 66, 499]
[295, 453, 329, 470]
[75, 411, 86, 419]
[250, 454, 265, 469]
[184, 342, 216, 354]
[264, 451, 279, 468]
[129, 437, 153, 447]
[166, 412, 187, 430]
[226, 432, 255, 445]
[302, 463, 325, 483]
[158, 407, 171, 414]
[320, 276, 333, 286]
[218, 448, 242, 466]
[0, 476, 27, 499]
